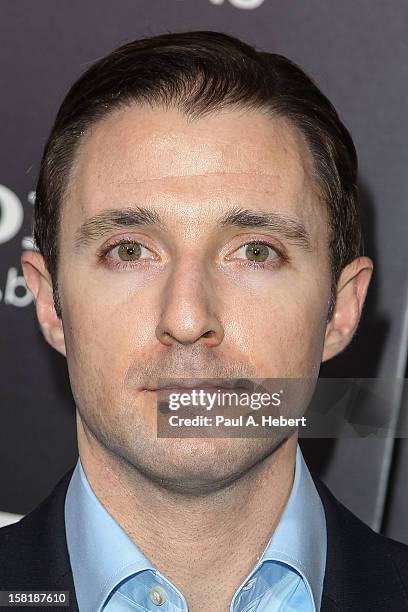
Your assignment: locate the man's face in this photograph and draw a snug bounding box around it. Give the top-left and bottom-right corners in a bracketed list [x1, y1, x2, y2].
[57, 105, 332, 490]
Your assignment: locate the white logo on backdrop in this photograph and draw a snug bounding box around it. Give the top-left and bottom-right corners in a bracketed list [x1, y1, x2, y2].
[209, 0, 265, 8]
[0, 184, 34, 307]
[0, 184, 24, 245]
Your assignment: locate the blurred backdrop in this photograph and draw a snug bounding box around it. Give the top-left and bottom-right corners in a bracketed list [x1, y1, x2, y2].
[1, 0, 408, 541]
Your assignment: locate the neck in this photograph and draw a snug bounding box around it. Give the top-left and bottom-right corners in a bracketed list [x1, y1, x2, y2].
[77, 419, 298, 611]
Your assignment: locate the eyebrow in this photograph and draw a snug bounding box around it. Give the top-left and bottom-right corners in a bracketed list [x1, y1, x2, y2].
[74, 207, 162, 249]
[219, 207, 312, 250]
[74, 205, 312, 251]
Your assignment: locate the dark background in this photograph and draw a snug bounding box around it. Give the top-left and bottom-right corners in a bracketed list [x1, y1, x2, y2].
[1, 1, 407, 542]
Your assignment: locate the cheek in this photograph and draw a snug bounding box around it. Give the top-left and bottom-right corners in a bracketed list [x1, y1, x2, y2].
[60, 274, 156, 397]
[226, 275, 329, 376]
[265, 302, 326, 375]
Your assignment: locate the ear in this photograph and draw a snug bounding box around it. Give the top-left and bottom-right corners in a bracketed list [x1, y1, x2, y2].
[322, 256, 373, 362]
[21, 250, 66, 357]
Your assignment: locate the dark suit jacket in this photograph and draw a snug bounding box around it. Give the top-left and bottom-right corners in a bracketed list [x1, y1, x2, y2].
[1, 467, 408, 612]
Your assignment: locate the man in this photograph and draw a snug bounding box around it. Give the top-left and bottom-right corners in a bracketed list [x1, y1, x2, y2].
[1, 30, 407, 612]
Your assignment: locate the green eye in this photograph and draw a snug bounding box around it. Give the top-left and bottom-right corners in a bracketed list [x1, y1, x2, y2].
[245, 243, 270, 262]
[117, 242, 142, 261]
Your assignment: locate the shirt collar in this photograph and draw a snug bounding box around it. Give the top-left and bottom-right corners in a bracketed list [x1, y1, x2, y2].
[65, 458, 155, 612]
[257, 444, 327, 611]
[65, 443, 326, 612]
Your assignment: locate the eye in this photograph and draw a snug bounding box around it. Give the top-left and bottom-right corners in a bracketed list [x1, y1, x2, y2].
[104, 240, 155, 263]
[232, 241, 280, 264]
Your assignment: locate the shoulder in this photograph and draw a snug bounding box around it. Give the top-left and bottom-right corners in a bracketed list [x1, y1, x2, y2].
[315, 471, 408, 556]
[312, 473, 408, 610]
[0, 497, 52, 567]
[0, 468, 75, 590]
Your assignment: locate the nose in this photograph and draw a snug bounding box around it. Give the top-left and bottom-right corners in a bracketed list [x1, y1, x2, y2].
[155, 258, 224, 348]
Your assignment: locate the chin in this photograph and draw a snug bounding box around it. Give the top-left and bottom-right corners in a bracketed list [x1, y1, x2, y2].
[122, 436, 279, 494]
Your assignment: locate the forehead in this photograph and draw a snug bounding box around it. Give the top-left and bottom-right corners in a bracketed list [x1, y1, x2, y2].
[64, 104, 324, 230]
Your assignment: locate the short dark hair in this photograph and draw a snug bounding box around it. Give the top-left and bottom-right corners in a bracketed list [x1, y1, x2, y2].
[33, 30, 363, 319]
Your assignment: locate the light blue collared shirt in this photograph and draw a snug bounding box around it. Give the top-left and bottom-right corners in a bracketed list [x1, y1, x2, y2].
[65, 444, 326, 611]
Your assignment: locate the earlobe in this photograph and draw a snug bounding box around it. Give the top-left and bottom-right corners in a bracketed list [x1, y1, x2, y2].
[322, 256, 373, 362]
[20, 250, 67, 357]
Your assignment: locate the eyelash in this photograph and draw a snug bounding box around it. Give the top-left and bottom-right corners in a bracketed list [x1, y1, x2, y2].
[97, 238, 287, 271]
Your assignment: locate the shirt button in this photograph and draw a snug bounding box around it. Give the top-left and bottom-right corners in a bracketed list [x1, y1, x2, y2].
[148, 585, 167, 606]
